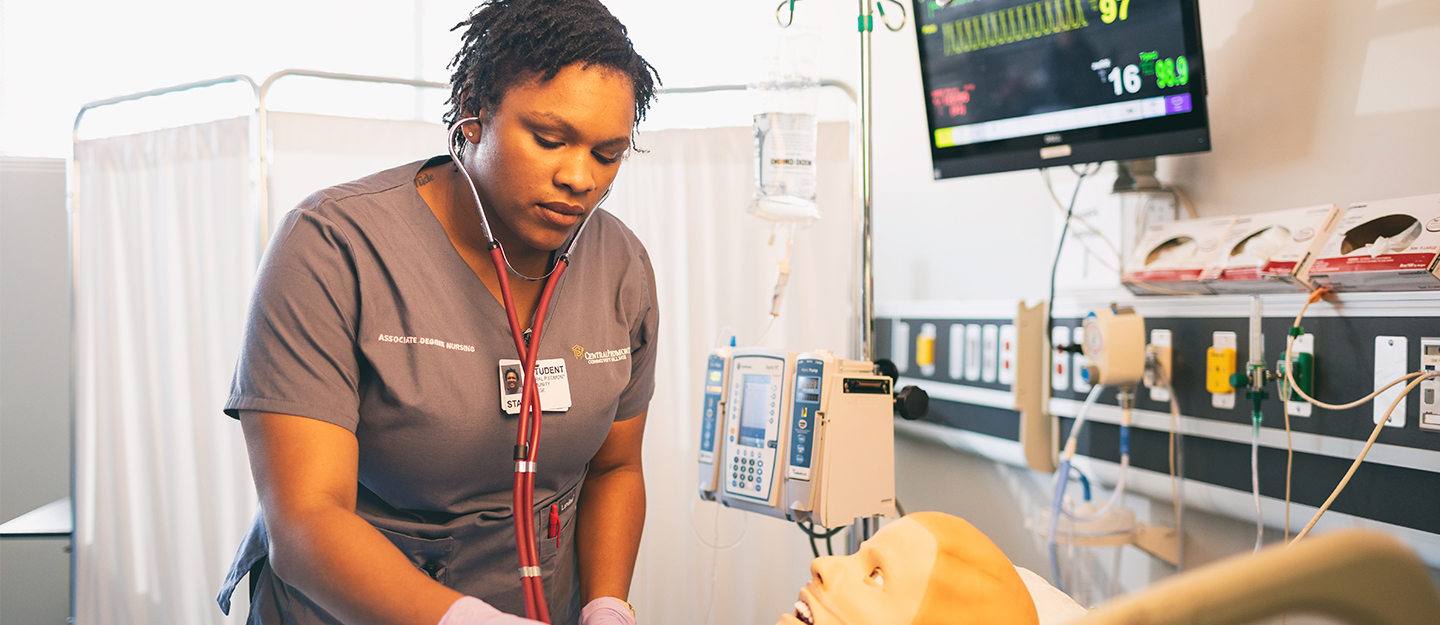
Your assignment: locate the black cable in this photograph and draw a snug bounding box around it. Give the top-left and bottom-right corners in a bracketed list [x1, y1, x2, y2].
[795, 518, 845, 559]
[1046, 163, 1100, 343]
[797, 520, 821, 558]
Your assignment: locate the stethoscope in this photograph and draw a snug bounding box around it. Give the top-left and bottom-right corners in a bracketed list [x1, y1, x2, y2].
[448, 117, 599, 623]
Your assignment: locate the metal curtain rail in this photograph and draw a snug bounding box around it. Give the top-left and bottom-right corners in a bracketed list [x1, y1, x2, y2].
[257, 69, 449, 247]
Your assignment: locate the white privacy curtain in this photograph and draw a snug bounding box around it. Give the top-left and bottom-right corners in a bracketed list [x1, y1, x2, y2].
[606, 121, 857, 625]
[266, 112, 447, 235]
[73, 116, 260, 624]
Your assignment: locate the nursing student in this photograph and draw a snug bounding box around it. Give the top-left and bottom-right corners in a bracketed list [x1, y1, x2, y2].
[216, 1, 662, 623]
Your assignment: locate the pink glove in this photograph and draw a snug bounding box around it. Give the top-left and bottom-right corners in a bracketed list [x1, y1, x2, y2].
[438, 596, 546, 625]
[580, 597, 636, 625]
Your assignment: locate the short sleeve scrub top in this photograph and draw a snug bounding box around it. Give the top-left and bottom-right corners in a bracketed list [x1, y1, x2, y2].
[216, 156, 659, 625]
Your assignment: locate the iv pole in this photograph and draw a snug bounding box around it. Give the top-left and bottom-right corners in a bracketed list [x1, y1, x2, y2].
[775, 0, 890, 552]
[848, 0, 881, 552]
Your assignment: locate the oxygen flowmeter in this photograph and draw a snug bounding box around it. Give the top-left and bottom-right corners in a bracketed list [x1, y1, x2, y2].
[697, 347, 898, 526]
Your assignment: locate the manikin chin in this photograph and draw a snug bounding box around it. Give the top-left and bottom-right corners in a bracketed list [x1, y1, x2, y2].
[778, 513, 1040, 625]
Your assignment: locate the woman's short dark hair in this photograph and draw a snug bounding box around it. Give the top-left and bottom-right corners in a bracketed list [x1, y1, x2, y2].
[444, 0, 660, 150]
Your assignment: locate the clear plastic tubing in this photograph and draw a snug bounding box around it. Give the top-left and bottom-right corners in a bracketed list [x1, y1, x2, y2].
[1249, 295, 1264, 369]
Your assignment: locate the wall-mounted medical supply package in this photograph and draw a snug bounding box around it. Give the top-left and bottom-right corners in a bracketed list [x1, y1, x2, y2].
[1122, 216, 1236, 295]
[1199, 204, 1343, 294]
[1300, 194, 1440, 292]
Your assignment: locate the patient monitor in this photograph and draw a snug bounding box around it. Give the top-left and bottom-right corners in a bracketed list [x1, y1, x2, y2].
[698, 347, 897, 526]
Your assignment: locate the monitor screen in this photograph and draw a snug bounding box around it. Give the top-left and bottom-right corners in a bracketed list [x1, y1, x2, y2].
[913, 0, 1209, 178]
[738, 374, 773, 447]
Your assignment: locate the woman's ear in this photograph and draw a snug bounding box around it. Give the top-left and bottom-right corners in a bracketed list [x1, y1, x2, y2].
[462, 112, 485, 145]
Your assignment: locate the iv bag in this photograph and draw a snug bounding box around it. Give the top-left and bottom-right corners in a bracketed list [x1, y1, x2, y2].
[751, 26, 821, 224]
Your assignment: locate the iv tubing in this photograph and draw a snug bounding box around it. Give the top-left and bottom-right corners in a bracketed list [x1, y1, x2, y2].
[1048, 385, 1106, 592]
[1292, 372, 1438, 542]
[1063, 387, 1127, 520]
[1283, 289, 1423, 410]
[1251, 409, 1263, 552]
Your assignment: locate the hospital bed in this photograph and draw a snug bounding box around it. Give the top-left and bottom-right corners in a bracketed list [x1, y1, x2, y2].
[1068, 529, 1440, 625]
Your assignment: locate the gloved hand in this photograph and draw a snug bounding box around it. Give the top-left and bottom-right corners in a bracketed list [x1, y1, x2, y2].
[438, 596, 546, 625]
[579, 596, 636, 625]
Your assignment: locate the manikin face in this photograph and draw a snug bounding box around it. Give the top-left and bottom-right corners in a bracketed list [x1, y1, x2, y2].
[779, 517, 938, 625]
[459, 63, 634, 255]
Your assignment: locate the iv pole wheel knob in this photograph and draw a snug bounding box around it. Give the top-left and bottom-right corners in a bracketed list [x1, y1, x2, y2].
[895, 386, 928, 421]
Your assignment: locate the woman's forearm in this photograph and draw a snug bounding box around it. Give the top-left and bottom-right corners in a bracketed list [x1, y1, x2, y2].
[575, 464, 647, 602]
[265, 502, 463, 625]
[243, 411, 463, 625]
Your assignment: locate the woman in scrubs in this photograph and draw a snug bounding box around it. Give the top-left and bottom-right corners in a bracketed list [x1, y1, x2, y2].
[216, 1, 661, 624]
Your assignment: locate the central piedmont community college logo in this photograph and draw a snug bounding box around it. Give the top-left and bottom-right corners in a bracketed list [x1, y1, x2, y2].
[572, 344, 632, 365]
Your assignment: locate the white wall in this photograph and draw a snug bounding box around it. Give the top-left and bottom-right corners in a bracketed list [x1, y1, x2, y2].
[0, 156, 71, 624]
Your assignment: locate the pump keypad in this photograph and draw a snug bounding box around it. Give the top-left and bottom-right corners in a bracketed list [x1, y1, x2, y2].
[729, 448, 768, 492]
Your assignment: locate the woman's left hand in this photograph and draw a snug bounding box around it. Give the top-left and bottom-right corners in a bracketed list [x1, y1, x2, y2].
[579, 597, 636, 625]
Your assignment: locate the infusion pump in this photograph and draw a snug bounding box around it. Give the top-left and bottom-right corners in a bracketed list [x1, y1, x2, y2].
[697, 347, 897, 527]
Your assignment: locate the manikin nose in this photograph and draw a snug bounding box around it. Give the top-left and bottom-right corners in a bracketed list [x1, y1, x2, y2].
[810, 555, 844, 589]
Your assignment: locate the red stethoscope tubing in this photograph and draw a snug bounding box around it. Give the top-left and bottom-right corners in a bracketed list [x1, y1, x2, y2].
[493, 244, 563, 623]
[450, 115, 588, 623]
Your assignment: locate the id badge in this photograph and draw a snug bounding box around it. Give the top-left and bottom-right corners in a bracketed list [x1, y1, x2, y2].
[498, 358, 572, 414]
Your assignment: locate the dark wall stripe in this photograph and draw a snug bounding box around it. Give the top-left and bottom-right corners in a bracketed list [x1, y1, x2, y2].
[878, 314, 1440, 537]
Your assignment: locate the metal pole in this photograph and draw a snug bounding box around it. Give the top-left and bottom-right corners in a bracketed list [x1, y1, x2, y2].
[858, 0, 875, 365]
[850, 0, 881, 550]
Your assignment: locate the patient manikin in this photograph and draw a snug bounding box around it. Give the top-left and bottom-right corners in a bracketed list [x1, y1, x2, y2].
[779, 512, 1040, 625]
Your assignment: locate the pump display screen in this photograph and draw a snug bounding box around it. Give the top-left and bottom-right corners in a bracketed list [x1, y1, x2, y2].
[738, 374, 774, 447]
[796, 375, 821, 404]
[912, 0, 1208, 177]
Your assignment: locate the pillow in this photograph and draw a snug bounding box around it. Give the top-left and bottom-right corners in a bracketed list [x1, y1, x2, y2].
[1014, 567, 1089, 625]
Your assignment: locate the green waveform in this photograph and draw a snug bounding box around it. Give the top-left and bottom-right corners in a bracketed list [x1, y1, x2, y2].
[940, 0, 1092, 56]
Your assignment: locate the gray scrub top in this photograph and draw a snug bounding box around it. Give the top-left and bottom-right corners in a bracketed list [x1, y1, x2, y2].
[217, 156, 659, 625]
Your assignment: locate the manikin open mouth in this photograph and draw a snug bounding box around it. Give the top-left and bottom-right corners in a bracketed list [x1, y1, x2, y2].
[793, 598, 814, 625]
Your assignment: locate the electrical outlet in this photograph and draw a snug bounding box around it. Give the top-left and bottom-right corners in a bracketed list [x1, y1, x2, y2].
[949, 324, 965, 380]
[999, 325, 1018, 386]
[1375, 336, 1408, 428]
[1072, 326, 1091, 392]
[1051, 326, 1070, 392]
[1420, 337, 1440, 432]
[1285, 334, 1314, 418]
[1208, 331, 1237, 409]
[982, 324, 1000, 383]
[892, 321, 911, 374]
[964, 324, 982, 381]
[1145, 329, 1173, 402]
[917, 323, 937, 377]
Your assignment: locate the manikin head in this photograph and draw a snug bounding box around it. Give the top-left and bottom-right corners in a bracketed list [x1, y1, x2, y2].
[779, 512, 1038, 625]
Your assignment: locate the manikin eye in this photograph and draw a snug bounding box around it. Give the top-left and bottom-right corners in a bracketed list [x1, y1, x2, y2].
[868, 567, 884, 586]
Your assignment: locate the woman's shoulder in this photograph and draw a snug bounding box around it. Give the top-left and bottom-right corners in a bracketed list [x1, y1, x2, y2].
[582, 208, 649, 259]
[288, 157, 436, 225]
